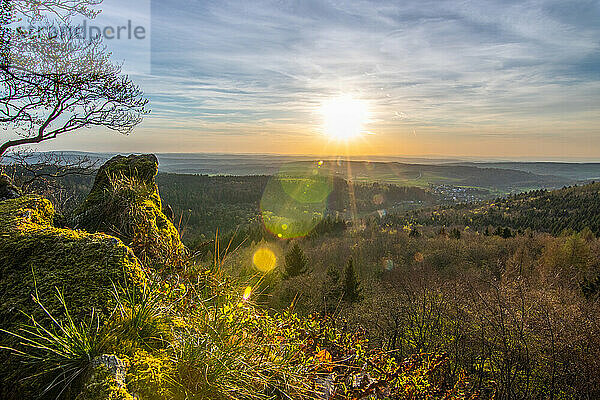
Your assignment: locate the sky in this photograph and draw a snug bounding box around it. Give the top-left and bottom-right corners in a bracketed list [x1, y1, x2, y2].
[7, 0, 600, 160]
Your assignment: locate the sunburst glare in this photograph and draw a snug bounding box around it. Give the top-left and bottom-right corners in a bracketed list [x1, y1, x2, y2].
[320, 95, 370, 141]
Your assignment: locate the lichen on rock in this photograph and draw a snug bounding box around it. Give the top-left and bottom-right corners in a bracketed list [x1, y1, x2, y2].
[76, 355, 134, 400]
[127, 349, 176, 400]
[72, 154, 186, 268]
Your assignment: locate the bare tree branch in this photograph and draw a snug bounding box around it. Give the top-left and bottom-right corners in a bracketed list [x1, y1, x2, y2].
[3, 0, 101, 24]
[0, 0, 149, 158]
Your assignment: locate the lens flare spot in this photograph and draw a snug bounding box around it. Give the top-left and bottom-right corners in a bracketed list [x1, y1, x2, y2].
[253, 248, 277, 272]
[260, 162, 333, 239]
[243, 286, 252, 301]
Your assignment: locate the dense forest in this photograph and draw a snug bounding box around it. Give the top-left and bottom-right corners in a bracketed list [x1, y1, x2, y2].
[399, 182, 600, 235]
[234, 226, 600, 399]
[3, 166, 437, 241]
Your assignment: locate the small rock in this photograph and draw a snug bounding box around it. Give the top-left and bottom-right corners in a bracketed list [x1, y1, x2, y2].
[76, 354, 134, 400]
[90, 354, 129, 389]
[315, 374, 336, 399]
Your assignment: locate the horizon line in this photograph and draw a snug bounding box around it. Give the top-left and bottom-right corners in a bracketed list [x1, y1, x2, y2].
[19, 150, 600, 164]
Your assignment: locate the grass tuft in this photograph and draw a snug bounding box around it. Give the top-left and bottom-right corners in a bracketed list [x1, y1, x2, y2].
[1, 288, 110, 398]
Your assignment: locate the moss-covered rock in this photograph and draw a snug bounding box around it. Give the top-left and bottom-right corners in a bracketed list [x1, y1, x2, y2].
[0, 195, 146, 326]
[76, 355, 134, 400]
[0, 195, 147, 399]
[73, 154, 186, 268]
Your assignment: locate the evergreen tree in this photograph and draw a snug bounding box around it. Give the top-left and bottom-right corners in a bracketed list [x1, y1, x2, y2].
[342, 258, 361, 303]
[283, 242, 309, 279]
[324, 264, 342, 311]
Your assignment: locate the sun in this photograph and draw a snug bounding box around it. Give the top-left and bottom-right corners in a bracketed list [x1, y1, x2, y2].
[320, 95, 369, 141]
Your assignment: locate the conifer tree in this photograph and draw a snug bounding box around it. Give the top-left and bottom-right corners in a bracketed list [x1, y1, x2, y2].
[283, 242, 308, 279]
[323, 264, 342, 311]
[342, 258, 361, 303]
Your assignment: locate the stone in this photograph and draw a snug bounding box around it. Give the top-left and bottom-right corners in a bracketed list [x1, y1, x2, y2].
[0, 195, 146, 326]
[73, 154, 186, 267]
[0, 195, 146, 398]
[76, 355, 134, 400]
[91, 355, 129, 389]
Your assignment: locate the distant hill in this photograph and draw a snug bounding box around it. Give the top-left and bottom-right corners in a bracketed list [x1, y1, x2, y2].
[153, 156, 574, 193]
[408, 182, 600, 235]
[305, 161, 569, 192]
[2, 152, 581, 193]
[452, 162, 600, 181]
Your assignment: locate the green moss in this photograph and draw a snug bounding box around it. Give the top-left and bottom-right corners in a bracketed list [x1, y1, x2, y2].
[0, 195, 146, 327]
[90, 154, 159, 196]
[0, 195, 147, 399]
[0, 194, 54, 230]
[73, 154, 186, 267]
[75, 365, 134, 400]
[126, 349, 176, 400]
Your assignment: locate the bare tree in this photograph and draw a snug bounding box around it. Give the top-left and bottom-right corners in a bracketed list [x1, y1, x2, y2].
[1, 150, 97, 187]
[12, 1, 100, 21]
[0, 0, 149, 158]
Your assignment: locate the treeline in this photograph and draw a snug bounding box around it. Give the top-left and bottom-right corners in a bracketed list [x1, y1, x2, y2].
[397, 182, 600, 235]
[3, 165, 437, 242]
[158, 173, 436, 240]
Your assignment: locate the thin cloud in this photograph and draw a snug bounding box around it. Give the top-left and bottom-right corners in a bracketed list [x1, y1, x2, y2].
[25, 0, 600, 156]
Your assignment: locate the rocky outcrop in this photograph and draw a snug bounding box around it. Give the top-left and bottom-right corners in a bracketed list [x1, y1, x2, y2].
[0, 195, 146, 326]
[73, 154, 186, 267]
[0, 174, 20, 201]
[0, 195, 147, 399]
[0, 154, 185, 398]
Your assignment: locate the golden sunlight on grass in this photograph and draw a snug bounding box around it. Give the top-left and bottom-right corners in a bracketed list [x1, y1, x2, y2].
[320, 95, 370, 141]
